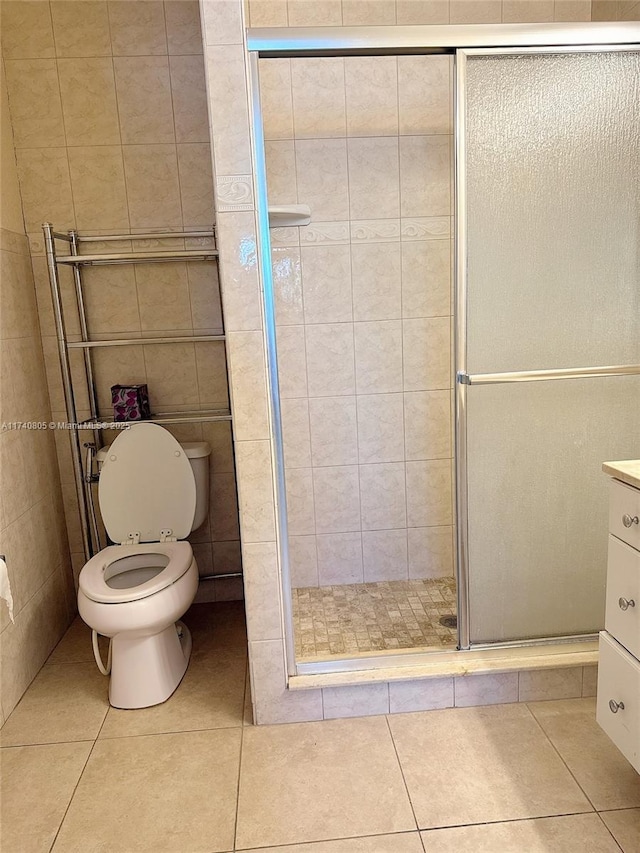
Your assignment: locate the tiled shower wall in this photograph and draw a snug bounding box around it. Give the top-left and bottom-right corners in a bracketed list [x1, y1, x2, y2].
[0, 0, 241, 600]
[263, 56, 455, 587]
[1, 62, 74, 721]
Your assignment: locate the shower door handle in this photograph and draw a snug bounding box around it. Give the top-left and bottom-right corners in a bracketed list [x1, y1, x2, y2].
[457, 365, 640, 386]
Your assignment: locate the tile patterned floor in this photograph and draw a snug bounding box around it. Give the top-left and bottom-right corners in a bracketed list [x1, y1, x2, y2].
[2, 600, 640, 853]
[292, 577, 458, 659]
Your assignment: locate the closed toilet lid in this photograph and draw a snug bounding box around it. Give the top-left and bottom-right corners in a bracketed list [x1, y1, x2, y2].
[98, 423, 196, 544]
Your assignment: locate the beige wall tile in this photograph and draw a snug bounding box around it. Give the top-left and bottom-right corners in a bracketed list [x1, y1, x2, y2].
[249, 636, 321, 717]
[301, 245, 352, 324]
[285, 467, 316, 536]
[309, 396, 358, 466]
[289, 534, 319, 587]
[177, 143, 215, 226]
[235, 440, 276, 543]
[322, 683, 390, 718]
[187, 262, 223, 332]
[212, 538, 242, 573]
[396, 0, 449, 24]
[454, 672, 519, 706]
[352, 242, 401, 321]
[400, 135, 451, 217]
[519, 667, 584, 702]
[114, 56, 175, 144]
[16, 148, 75, 232]
[406, 459, 452, 527]
[591, 0, 619, 19]
[360, 462, 406, 530]
[306, 323, 355, 397]
[403, 317, 451, 391]
[317, 531, 364, 585]
[554, 0, 592, 18]
[143, 342, 200, 407]
[345, 55, 398, 137]
[313, 465, 360, 534]
[227, 331, 270, 440]
[243, 542, 283, 641]
[82, 264, 140, 335]
[281, 398, 312, 468]
[107, 0, 168, 55]
[201, 0, 244, 44]
[619, 0, 640, 19]
[287, 0, 343, 25]
[122, 143, 182, 227]
[401, 239, 451, 319]
[272, 246, 303, 325]
[343, 0, 396, 23]
[58, 58, 120, 146]
[357, 392, 404, 463]
[276, 325, 308, 398]
[50, 1, 112, 57]
[216, 211, 263, 332]
[0, 251, 38, 340]
[165, 0, 205, 53]
[291, 58, 346, 139]
[170, 55, 209, 144]
[362, 528, 408, 581]
[408, 525, 453, 579]
[348, 137, 400, 220]
[354, 320, 402, 394]
[134, 262, 191, 331]
[68, 146, 129, 231]
[582, 665, 598, 697]
[502, 0, 555, 21]
[449, 0, 502, 22]
[404, 390, 451, 460]
[4, 60, 65, 148]
[398, 56, 451, 135]
[195, 341, 230, 407]
[265, 140, 297, 205]
[250, 0, 289, 25]
[210, 471, 241, 540]
[205, 44, 252, 175]
[91, 344, 147, 412]
[0, 0, 56, 59]
[389, 677, 454, 713]
[295, 138, 349, 222]
[259, 59, 294, 141]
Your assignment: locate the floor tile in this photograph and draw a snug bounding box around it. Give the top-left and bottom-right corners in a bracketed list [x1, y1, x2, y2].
[388, 703, 591, 829]
[528, 698, 640, 810]
[235, 716, 416, 849]
[99, 648, 246, 738]
[0, 742, 91, 853]
[0, 663, 108, 746]
[45, 616, 109, 666]
[599, 808, 640, 853]
[243, 833, 425, 853]
[420, 813, 620, 852]
[52, 729, 241, 853]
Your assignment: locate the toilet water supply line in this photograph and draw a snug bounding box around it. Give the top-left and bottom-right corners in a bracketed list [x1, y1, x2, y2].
[92, 630, 112, 675]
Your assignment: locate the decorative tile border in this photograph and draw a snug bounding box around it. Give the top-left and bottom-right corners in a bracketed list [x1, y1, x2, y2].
[401, 217, 451, 241]
[350, 219, 401, 243]
[299, 220, 350, 245]
[0, 227, 29, 255]
[216, 174, 254, 211]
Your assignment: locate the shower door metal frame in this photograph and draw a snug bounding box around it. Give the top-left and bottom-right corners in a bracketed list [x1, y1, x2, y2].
[246, 23, 640, 677]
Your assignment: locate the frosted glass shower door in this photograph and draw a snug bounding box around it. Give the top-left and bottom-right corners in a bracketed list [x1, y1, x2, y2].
[459, 48, 640, 645]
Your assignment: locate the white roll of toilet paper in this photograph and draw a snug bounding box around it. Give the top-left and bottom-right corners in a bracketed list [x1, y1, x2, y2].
[0, 556, 14, 623]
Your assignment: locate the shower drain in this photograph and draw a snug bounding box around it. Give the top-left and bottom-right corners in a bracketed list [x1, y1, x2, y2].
[439, 615, 457, 629]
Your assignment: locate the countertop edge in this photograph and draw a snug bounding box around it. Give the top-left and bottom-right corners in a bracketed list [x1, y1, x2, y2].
[602, 460, 640, 491]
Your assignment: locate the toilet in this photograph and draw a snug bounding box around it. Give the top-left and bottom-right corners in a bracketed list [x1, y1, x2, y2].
[77, 423, 211, 709]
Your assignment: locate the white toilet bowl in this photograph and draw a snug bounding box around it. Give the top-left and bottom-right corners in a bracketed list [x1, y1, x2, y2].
[77, 424, 210, 709]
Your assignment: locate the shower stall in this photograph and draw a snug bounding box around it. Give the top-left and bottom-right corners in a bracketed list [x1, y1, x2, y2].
[246, 24, 640, 677]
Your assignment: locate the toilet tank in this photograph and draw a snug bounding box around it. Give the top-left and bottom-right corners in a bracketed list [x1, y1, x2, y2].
[96, 439, 211, 533]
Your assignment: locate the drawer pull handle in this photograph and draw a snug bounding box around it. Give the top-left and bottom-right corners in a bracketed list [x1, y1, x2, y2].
[619, 597, 636, 611]
[622, 514, 639, 528]
[609, 699, 625, 714]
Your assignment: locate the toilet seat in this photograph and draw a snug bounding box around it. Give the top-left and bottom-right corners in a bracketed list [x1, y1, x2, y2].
[79, 542, 193, 605]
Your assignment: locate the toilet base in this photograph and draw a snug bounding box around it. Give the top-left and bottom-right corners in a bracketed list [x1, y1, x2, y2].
[108, 622, 192, 709]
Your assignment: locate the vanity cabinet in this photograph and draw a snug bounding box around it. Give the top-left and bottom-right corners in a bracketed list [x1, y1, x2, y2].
[597, 471, 640, 774]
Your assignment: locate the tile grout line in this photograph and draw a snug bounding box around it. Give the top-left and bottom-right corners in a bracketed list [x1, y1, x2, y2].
[383, 714, 421, 834]
[522, 701, 601, 813]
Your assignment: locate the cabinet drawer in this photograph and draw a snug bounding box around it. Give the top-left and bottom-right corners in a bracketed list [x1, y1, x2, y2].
[597, 632, 640, 774]
[606, 536, 640, 659]
[610, 479, 640, 551]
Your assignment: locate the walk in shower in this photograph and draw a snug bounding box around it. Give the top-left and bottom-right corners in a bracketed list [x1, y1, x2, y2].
[247, 24, 640, 674]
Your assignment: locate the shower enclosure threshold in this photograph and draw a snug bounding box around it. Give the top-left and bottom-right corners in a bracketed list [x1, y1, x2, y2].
[290, 638, 598, 689]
